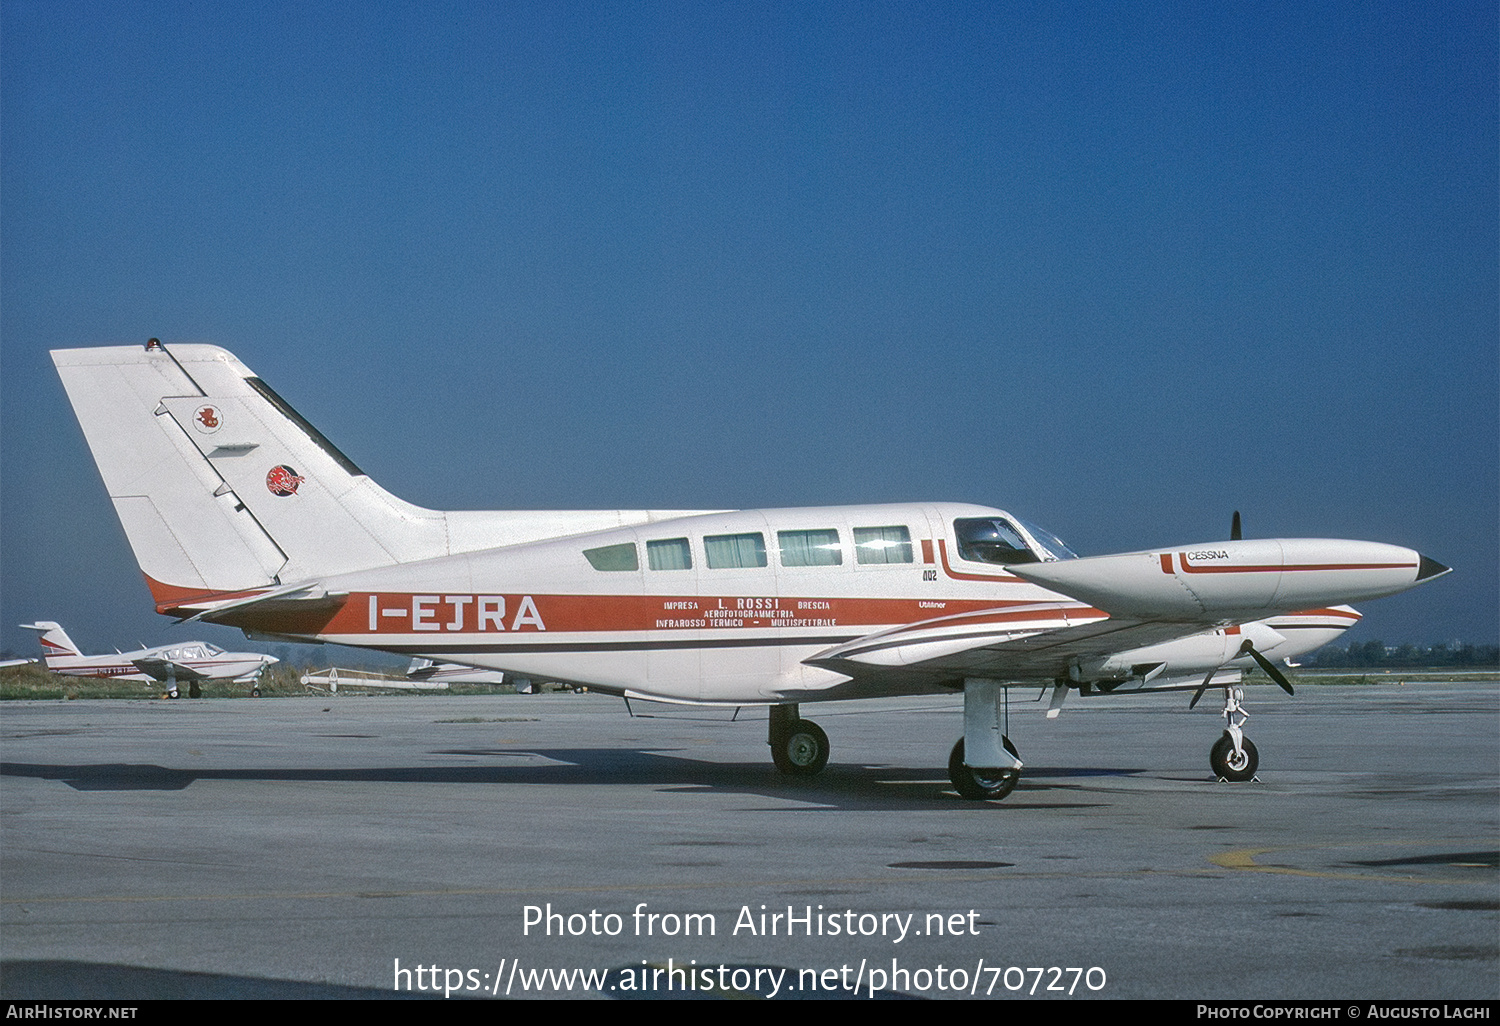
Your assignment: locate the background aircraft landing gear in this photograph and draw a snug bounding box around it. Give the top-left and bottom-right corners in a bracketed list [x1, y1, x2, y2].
[1211, 733, 1259, 781]
[948, 737, 1020, 800]
[768, 704, 829, 776]
[188, 681, 202, 699]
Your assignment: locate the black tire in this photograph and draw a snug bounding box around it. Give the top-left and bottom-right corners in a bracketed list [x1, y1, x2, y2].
[1210, 733, 1259, 782]
[250, 687, 261, 698]
[771, 719, 829, 776]
[188, 681, 202, 699]
[948, 738, 1020, 800]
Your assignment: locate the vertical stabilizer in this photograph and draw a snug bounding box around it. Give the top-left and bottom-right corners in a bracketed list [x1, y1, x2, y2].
[52, 342, 453, 602]
[19, 622, 83, 665]
[53, 341, 721, 614]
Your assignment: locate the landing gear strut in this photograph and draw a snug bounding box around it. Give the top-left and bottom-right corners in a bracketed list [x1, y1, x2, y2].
[1210, 686, 1259, 782]
[768, 704, 829, 776]
[949, 678, 1026, 800]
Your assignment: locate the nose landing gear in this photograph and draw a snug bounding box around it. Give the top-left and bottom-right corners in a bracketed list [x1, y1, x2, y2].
[1211, 686, 1259, 782]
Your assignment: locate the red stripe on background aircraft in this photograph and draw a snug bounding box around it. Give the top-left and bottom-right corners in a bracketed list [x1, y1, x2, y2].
[50, 341, 1450, 798]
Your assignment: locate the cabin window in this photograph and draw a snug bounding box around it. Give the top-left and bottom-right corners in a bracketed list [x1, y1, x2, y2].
[704, 532, 767, 569]
[647, 537, 693, 570]
[778, 528, 842, 567]
[853, 525, 913, 564]
[954, 517, 1039, 565]
[584, 542, 639, 571]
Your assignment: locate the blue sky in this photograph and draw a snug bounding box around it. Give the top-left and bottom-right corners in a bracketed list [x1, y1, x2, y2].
[3, 0, 1495, 660]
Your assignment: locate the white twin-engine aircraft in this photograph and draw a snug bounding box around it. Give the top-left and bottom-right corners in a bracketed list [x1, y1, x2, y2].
[52, 341, 1450, 798]
[18, 620, 277, 697]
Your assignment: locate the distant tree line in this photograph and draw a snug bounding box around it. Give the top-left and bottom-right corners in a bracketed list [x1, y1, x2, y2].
[1310, 640, 1499, 669]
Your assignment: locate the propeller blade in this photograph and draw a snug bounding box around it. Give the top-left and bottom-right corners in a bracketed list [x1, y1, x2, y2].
[1231, 510, 1242, 541]
[1188, 667, 1218, 709]
[1238, 638, 1294, 695]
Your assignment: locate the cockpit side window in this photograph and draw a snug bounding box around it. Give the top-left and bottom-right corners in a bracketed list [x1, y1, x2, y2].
[954, 518, 1040, 565]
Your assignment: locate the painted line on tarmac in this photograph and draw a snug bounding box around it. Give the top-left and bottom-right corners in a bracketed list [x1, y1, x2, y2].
[1209, 838, 1491, 884]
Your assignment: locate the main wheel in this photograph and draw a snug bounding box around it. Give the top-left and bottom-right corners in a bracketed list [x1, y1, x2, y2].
[948, 738, 1020, 800]
[188, 681, 202, 699]
[1210, 733, 1259, 782]
[771, 719, 829, 776]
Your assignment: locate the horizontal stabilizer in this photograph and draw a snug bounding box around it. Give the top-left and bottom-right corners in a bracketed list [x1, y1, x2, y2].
[175, 582, 344, 624]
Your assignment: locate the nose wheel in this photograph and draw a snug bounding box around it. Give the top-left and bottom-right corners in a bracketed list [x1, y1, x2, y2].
[1210, 686, 1260, 782]
[1211, 733, 1259, 781]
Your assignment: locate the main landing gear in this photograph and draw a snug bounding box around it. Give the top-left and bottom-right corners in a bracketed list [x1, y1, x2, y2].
[1210, 686, 1259, 782]
[947, 678, 1026, 800]
[768, 703, 829, 776]
[948, 736, 1020, 800]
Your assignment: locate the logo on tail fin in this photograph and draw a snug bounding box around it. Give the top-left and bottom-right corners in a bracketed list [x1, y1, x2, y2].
[194, 405, 222, 432]
[266, 465, 304, 497]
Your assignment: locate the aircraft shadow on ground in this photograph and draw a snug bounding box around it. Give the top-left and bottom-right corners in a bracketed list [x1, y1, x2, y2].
[0, 749, 1133, 809]
[0, 958, 920, 1000]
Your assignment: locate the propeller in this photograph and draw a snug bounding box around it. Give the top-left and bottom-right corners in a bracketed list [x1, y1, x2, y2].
[1237, 638, 1295, 695]
[1189, 625, 1296, 707]
[1188, 673, 1212, 709]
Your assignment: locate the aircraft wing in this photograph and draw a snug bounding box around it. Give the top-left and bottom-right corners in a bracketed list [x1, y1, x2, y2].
[804, 604, 1215, 685]
[130, 658, 211, 682]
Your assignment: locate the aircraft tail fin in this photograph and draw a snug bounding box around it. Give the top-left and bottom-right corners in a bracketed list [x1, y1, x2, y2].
[19, 622, 83, 664]
[53, 341, 717, 618]
[51, 341, 459, 610]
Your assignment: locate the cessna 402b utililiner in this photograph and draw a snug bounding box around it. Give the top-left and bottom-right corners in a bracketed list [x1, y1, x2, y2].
[51, 341, 1451, 798]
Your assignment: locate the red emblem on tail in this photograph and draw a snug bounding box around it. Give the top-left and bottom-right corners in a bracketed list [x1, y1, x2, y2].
[194, 405, 222, 432]
[266, 465, 304, 496]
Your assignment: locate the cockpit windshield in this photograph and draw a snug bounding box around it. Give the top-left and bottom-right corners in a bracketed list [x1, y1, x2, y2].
[954, 516, 1080, 565]
[954, 518, 1040, 565]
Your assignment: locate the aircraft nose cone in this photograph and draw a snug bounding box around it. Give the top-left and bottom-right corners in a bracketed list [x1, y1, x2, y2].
[265, 655, 281, 664]
[1415, 554, 1451, 581]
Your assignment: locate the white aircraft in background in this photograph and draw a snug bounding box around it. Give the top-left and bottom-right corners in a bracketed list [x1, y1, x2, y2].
[404, 657, 523, 689]
[18, 620, 278, 697]
[51, 341, 1450, 797]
